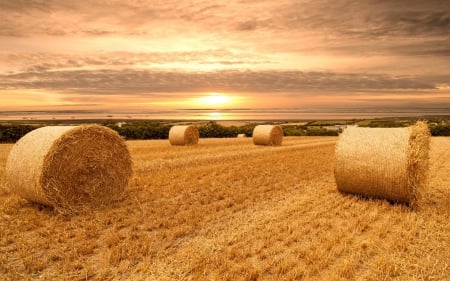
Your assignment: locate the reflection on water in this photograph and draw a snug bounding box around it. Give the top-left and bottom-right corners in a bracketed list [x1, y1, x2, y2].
[207, 112, 224, 120]
[0, 108, 449, 121]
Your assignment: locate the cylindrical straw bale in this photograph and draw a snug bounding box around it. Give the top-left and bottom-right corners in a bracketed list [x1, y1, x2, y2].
[5, 125, 132, 211]
[169, 125, 199, 145]
[252, 125, 283, 146]
[237, 134, 246, 138]
[334, 122, 430, 207]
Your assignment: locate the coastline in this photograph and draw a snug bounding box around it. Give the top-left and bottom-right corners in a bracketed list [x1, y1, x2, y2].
[1, 109, 449, 122]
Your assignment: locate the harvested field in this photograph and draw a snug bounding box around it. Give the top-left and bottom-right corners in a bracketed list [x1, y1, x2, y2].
[0, 136, 449, 280]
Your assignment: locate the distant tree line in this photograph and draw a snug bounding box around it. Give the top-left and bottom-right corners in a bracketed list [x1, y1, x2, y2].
[357, 119, 450, 136]
[430, 124, 450, 136]
[103, 121, 171, 140]
[282, 125, 340, 136]
[0, 121, 344, 143]
[363, 120, 411, 128]
[102, 121, 340, 139]
[0, 124, 39, 143]
[2, 120, 448, 143]
[103, 121, 259, 139]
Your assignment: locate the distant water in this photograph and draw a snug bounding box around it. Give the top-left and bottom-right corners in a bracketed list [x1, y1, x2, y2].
[0, 109, 449, 121]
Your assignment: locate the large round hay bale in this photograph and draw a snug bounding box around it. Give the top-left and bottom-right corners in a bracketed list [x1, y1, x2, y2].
[5, 125, 132, 211]
[252, 125, 283, 146]
[334, 122, 430, 207]
[169, 125, 199, 145]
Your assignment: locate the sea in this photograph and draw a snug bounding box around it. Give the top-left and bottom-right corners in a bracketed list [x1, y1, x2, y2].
[0, 108, 449, 121]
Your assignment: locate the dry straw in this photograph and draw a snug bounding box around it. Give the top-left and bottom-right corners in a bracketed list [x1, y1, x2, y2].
[169, 125, 199, 145]
[334, 121, 430, 207]
[253, 125, 283, 146]
[6, 125, 132, 212]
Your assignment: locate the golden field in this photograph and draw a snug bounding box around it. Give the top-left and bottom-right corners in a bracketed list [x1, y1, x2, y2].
[0, 136, 449, 280]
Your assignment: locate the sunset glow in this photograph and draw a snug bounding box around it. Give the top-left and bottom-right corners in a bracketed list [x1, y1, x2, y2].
[197, 94, 232, 107]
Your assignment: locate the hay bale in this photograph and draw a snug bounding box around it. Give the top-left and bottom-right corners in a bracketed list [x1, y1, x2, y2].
[252, 125, 283, 146]
[334, 121, 430, 207]
[169, 125, 199, 145]
[237, 134, 246, 138]
[5, 125, 132, 212]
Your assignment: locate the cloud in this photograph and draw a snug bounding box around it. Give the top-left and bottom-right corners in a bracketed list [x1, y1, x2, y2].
[1, 0, 449, 59]
[0, 0, 223, 37]
[4, 1, 448, 37]
[395, 40, 450, 57]
[236, 21, 259, 31]
[0, 69, 440, 95]
[0, 0, 51, 12]
[0, 49, 272, 73]
[0, 1, 133, 37]
[384, 10, 449, 37]
[256, 1, 450, 57]
[273, 1, 450, 36]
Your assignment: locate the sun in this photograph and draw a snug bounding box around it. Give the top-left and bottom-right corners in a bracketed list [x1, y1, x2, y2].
[197, 93, 232, 107]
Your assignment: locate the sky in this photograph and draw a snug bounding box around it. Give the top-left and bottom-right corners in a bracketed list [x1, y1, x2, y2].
[0, 0, 449, 114]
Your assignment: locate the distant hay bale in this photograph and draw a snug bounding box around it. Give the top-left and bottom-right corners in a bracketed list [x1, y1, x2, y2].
[252, 125, 283, 146]
[237, 134, 246, 138]
[334, 121, 430, 207]
[169, 125, 199, 145]
[5, 125, 132, 212]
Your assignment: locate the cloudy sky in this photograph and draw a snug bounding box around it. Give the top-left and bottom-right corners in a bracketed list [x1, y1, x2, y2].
[1, 0, 449, 113]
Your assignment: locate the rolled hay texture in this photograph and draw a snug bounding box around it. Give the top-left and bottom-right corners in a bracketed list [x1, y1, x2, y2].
[169, 125, 199, 145]
[334, 122, 430, 207]
[6, 125, 132, 211]
[252, 125, 283, 146]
